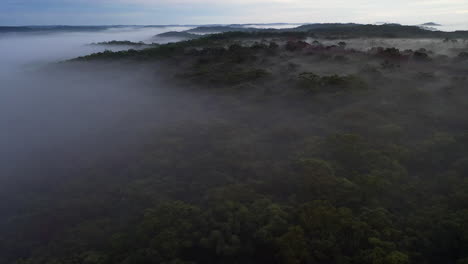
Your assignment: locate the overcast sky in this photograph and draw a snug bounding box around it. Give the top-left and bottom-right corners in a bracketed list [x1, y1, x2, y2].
[1, 0, 468, 26]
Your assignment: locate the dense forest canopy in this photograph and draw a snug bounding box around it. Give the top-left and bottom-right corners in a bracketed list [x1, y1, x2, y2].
[2, 24, 468, 264]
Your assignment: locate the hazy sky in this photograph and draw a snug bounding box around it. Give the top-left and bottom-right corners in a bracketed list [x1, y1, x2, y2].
[1, 0, 468, 26]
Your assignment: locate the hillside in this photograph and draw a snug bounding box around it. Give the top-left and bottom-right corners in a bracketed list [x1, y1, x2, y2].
[2, 24, 468, 264]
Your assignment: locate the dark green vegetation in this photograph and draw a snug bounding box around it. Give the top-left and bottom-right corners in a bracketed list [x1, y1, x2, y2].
[91, 40, 153, 46]
[3, 25, 468, 264]
[297, 73, 369, 93]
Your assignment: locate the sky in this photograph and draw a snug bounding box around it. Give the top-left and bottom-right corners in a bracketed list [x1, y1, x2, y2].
[1, 0, 468, 27]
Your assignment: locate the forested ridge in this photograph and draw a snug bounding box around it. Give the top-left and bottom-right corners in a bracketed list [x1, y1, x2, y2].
[2, 26, 468, 264]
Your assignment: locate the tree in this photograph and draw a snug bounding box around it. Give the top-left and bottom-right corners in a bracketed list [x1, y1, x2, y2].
[277, 226, 309, 264]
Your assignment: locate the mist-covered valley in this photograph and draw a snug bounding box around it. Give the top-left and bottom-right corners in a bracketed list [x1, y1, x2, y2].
[1, 24, 468, 264]
[0, 27, 186, 184]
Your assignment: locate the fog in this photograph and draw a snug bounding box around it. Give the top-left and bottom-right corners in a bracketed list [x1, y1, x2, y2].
[427, 22, 468, 32]
[240, 24, 304, 29]
[0, 26, 191, 77]
[0, 27, 195, 190]
[1, 26, 467, 190]
[2, 23, 468, 264]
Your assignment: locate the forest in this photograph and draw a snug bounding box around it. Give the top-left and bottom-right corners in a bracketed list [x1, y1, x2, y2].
[1, 24, 468, 264]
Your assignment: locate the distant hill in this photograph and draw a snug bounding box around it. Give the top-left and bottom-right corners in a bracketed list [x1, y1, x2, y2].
[176, 23, 468, 39]
[0, 25, 196, 34]
[0, 26, 112, 33]
[186, 26, 261, 33]
[421, 22, 442, 26]
[290, 23, 468, 38]
[0, 24, 295, 34]
[91, 40, 152, 46]
[3, 23, 466, 39]
[156, 31, 201, 39]
[292, 23, 361, 31]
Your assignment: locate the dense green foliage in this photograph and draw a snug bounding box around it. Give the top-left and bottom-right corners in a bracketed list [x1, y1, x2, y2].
[5, 127, 468, 264]
[297, 72, 369, 93]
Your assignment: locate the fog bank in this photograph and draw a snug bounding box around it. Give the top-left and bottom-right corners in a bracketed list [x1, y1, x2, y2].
[0, 27, 194, 191]
[0, 26, 191, 78]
